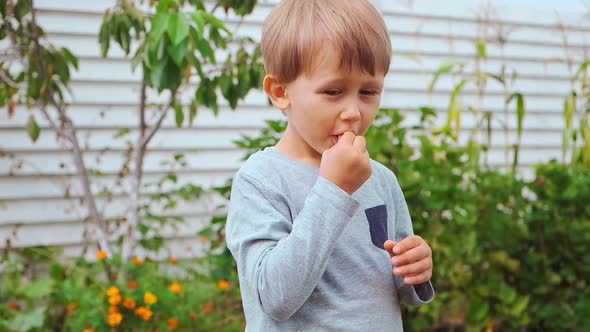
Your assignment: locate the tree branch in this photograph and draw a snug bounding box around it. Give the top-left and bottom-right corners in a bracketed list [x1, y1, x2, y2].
[138, 80, 146, 132]
[141, 105, 170, 148]
[29, 0, 111, 253]
[0, 70, 19, 88]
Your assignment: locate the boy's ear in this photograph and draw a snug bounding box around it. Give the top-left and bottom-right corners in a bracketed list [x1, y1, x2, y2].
[263, 75, 290, 111]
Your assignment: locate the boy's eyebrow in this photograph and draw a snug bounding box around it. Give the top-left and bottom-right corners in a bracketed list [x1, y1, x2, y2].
[316, 76, 383, 87]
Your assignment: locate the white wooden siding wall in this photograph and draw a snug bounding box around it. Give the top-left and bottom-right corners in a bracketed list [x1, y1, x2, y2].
[0, 0, 588, 254]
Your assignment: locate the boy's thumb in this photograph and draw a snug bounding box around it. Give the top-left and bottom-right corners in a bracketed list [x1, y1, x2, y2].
[383, 240, 396, 257]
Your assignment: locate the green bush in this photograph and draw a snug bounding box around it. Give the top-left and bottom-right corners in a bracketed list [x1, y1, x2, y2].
[0, 249, 243, 331]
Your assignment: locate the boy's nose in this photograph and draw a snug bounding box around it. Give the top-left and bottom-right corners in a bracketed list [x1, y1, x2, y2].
[339, 103, 361, 122]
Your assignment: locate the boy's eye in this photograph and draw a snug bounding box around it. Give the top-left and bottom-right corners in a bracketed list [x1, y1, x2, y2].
[361, 89, 380, 96]
[324, 89, 342, 96]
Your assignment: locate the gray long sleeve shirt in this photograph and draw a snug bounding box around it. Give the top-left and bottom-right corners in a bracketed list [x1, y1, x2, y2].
[226, 147, 434, 331]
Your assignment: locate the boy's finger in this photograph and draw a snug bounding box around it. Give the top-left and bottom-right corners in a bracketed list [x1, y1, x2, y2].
[339, 131, 356, 145]
[392, 235, 423, 255]
[392, 256, 432, 276]
[352, 135, 366, 151]
[391, 244, 430, 267]
[402, 271, 432, 285]
[383, 240, 396, 257]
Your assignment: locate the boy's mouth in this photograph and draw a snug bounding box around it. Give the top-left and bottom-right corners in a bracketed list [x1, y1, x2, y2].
[332, 134, 344, 144]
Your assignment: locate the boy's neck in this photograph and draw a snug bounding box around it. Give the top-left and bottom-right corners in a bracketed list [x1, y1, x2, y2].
[275, 126, 322, 168]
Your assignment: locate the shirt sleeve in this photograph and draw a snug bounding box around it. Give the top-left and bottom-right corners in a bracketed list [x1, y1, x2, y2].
[389, 170, 436, 306]
[225, 173, 360, 321]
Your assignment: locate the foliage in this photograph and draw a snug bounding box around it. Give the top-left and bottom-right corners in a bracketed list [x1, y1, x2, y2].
[1, 248, 244, 331]
[1, 1, 257, 329]
[562, 59, 590, 167]
[1, 0, 263, 256]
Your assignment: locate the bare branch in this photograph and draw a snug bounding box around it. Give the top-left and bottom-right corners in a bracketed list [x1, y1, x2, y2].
[139, 80, 147, 137]
[29, 0, 111, 253]
[141, 106, 170, 149]
[0, 70, 19, 88]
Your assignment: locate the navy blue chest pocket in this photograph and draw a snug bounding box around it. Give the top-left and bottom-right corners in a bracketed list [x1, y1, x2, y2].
[364, 204, 388, 250]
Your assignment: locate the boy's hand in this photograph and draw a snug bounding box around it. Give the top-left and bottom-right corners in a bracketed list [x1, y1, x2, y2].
[320, 131, 372, 195]
[384, 236, 432, 285]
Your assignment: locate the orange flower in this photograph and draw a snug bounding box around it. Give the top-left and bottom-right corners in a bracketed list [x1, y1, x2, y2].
[7, 302, 21, 311]
[144, 291, 158, 305]
[132, 257, 144, 265]
[202, 304, 213, 315]
[67, 303, 78, 311]
[96, 250, 108, 260]
[109, 305, 119, 314]
[168, 282, 183, 294]
[106, 286, 120, 297]
[217, 280, 230, 291]
[189, 312, 198, 320]
[127, 280, 139, 289]
[168, 257, 178, 264]
[108, 294, 122, 306]
[123, 298, 136, 309]
[107, 312, 123, 327]
[83, 329, 96, 332]
[135, 306, 153, 321]
[167, 318, 180, 329]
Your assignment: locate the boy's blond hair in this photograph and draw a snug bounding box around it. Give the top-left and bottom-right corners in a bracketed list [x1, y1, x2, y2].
[261, 0, 392, 84]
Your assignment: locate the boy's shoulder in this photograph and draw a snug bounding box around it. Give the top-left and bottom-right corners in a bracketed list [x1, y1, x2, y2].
[369, 159, 400, 187]
[233, 147, 313, 184]
[236, 147, 282, 175]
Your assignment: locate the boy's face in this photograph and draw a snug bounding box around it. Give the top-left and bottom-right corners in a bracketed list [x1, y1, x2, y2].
[275, 44, 385, 166]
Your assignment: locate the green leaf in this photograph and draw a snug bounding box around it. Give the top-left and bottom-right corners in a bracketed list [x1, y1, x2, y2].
[174, 102, 184, 127]
[1, 1, 7, 17]
[23, 279, 54, 299]
[189, 99, 199, 125]
[61, 47, 79, 70]
[200, 10, 229, 32]
[139, 236, 164, 251]
[156, 0, 175, 12]
[237, 65, 251, 96]
[3, 307, 46, 331]
[515, 93, 525, 138]
[114, 128, 131, 139]
[150, 13, 169, 41]
[166, 174, 178, 183]
[137, 223, 149, 235]
[450, 79, 467, 101]
[131, 42, 146, 70]
[149, 57, 181, 91]
[429, 61, 454, 92]
[168, 13, 190, 46]
[196, 38, 215, 62]
[190, 12, 205, 35]
[476, 38, 487, 60]
[507, 92, 526, 139]
[564, 93, 575, 130]
[14, 0, 32, 21]
[575, 59, 589, 81]
[119, 23, 131, 54]
[26, 115, 41, 142]
[166, 38, 188, 67]
[99, 19, 111, 58]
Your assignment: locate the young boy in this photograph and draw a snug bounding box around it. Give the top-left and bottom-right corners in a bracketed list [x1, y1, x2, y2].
[226, 0, 435, 330]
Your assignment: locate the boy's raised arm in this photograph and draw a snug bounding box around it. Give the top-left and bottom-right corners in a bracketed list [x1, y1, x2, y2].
[226, 172, 360, 321]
